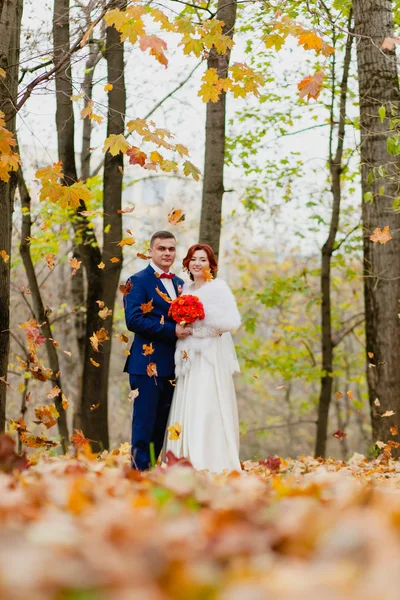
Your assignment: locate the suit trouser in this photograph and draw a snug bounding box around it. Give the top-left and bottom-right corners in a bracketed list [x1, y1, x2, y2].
[129, 374, 174, 470]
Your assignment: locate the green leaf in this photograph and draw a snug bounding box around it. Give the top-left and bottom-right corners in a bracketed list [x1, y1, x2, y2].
[363, 191, 373, 204]
[378, 104, 386, 123]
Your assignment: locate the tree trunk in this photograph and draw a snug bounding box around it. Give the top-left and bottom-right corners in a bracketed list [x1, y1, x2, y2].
[353, 0, 400, 447]
[80, 13, 125, 450]
[0, 0, 23, 431]
[198, 0, 236, 259]
[315, 22, 353, 457]
[18, 167, 69, 450]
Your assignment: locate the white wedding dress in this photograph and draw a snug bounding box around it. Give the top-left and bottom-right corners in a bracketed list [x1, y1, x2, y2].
[163, 278, 242, 472]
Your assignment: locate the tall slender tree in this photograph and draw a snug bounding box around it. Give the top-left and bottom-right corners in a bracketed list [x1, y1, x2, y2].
[315, 15, 354, 458]
[353, 0, 400, 445]
[0, 0, 23, 430]
[198, 0, 237, 258]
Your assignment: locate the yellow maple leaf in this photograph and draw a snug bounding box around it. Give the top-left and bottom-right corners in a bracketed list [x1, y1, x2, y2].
[298, 71, 326, 101]
[104, 83, 113, 92]
[33, 404, 60, 429]
[183, 160, 201, 181]
[167, 422, 182, 441]
[298, 31, 323, 53]
[175, 144, 189, 157]
[102, 133, 130, 156]
[150, 150, 163, 163]
[110, 257, 120, 263]
[0, 68, 6, 79]
[168, 208, 185, 225]
[0, 250, 9, 264]
[98, 262, 105, 269]
[59, 181, 93, 210]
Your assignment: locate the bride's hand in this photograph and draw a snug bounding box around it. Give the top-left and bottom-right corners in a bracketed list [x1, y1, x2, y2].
[176, 324, 192, 339]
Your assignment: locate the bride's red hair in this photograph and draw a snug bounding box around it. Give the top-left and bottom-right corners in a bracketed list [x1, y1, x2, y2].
[182, 244, 218, 281]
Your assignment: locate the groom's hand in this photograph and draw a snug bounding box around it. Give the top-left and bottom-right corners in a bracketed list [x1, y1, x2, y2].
[176, 324, 192, 339]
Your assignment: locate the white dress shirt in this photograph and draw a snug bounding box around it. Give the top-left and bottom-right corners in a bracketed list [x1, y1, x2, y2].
[150, 261, 177, 300]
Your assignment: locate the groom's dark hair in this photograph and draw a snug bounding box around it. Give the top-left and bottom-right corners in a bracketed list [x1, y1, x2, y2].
[150, 230, 176, 248]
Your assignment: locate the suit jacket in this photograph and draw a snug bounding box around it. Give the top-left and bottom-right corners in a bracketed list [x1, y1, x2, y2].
[123, 264, 184, 376]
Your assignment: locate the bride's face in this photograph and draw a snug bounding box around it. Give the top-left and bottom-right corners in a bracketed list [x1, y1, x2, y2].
[189, 249, 210, 279]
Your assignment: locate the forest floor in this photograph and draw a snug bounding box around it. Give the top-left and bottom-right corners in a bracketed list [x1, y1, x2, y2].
[1, 443, 399, 599]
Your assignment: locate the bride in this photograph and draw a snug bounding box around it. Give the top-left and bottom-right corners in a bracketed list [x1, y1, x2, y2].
[163, 244, 242, 472]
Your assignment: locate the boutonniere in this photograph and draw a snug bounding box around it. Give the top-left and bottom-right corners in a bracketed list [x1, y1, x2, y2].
[177, 284, 183, 296]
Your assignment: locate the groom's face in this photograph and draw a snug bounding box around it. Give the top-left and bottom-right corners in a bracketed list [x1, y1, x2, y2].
[149, 237, 176, 271]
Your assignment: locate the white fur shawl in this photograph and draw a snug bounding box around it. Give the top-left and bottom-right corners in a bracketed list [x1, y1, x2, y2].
[174, 278, 241, 377]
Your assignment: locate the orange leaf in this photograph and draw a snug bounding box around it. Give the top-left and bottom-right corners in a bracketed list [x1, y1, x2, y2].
[127, 146, 147, 166]
[155, 286, 172, 303]
[119, 333, 129, 344]
[117, 236, 135, 247]
[333, 429, 347, 440]
[119, 280, 132, 296]
[335, 392, 343, 399]
[146, 362, 158, 377]
[98, 262, 105, 269]
[62, 393, 69, 410]
[297, 71, 325, 101]
[104, 83, 113, 92]
[45, 253, 56, 270]
[370, 225, 392, 244]
[20, 432, 59, 449]
[142, 342, 155, 356]
[118, 206, 135, 214]
[110, 257, 120, 263]
[167, 422, 182, 440]
[33, 404, 60, 429]
[137, 252, 150, 260]
[168, 208, 185, 225]
[90, 358, 100, 367]
[69, 257, 82, 275]
[139, 34, 168, 67]
[47, 385, 61, 399]
[0, 250, 9, 263]
[90, 403, 100, 411]
[390, 425, 398, 436]
[346, 390, 353, 400]
[141, 299, 154, 313]
[89, 327, 109, 352]
[203, 267, 213, 282]
[71, 429, 89, 448]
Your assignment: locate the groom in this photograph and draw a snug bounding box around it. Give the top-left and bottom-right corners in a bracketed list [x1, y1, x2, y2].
[123, 231, 190, 470]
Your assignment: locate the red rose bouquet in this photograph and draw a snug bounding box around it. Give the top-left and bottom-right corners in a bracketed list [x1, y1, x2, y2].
[168, 294, 205, 325]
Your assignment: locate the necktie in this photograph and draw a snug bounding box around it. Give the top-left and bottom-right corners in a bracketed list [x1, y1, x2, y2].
[159, 272, 175, 279]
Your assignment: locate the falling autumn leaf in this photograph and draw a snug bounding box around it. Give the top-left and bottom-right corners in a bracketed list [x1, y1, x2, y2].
[104, 83, 113, 92]
[98, 306, 112, 320]
[62, 393, 69, 410]
[119, 280, 132, 296]
[155, 286, 172, 303]
[20, 433, 59, 449]
[45, 253, 55, 270]
[110, 257, 120, 263]
[69, 257, 82, 275]
[90, 403, 100, 411]
[167, 422, 182, 441]
[381, 410, 395, 418]
[117, 237, 135, 247]
[141, 299, 154, 314]
[33, 404, 60, 429]
[370, 225, 392, 244]
[335, 392, 343, 400]
[0, 250, 9, 263]
[297, 71, 325, 101]
[128, 389, 139, 403]
[118, 206, 135, 214]
[90, 358, 100, 367]
[374, 398, 381, 406]
[333, 429, 347, 441]
[139, 34, 168, 67]
[368, 352, 374, 359]
[142, 343, 155, 356]
[89, 328, 110, 352]
[118, 334, 129, 344]
[47, 385, 61, 399]
[203, 267, 213, 282]
[137, 252, 150, 260]
[146, 362, 158, 377]
[71, 429, 89, 448]
[168, 208, 185, 225]
[98, 262, 105, 270]
[347, 390, 354, 401]
[390, 425, 399, 436]
[181, 350, 189, 362]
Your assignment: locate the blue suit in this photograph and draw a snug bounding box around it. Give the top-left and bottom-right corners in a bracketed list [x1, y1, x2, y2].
[123, 264, 184, 470]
